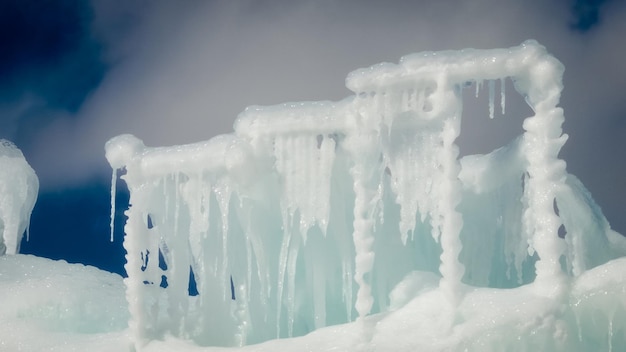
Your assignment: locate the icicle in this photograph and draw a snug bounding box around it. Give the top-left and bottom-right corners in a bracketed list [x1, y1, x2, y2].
[166, 171, 192, 332]
[342, 260, 353, 322]
[575, 312, 582, 342]
[312, 253, 326, 330]
[350, 162, 378, 318]
[163, 176, 170, 225]
[500, 77, 506, 115]
[174, 173, 181, 244]
[245, 227, 253, 306]
[488, 80, 495, 119]
[286, 235, 300, 337]
[234, 283, 250, 347]
[316, 135, 336, 235]
[110, 168, 118, 242]
[242, 205, 270, 307]
[608, 310, 614, 352]
[475, 80, 481, 98]
[299, 135, 312, 240]
[215, 181, 232, 301]
[276, 207, 291, 338]
[401, 89, 409, 110]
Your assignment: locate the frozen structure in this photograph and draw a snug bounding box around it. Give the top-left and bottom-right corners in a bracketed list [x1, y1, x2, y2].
[107, 41, 626, 350]
[0, 139, 38, 255]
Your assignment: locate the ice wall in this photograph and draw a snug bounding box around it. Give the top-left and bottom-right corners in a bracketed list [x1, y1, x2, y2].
[106, 40, 626, 349]
[0, 139, 39, 255]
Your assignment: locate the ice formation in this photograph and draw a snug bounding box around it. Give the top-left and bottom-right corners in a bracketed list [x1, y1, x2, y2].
[107, 41, 626, 350]
[0, 139, 38, 255]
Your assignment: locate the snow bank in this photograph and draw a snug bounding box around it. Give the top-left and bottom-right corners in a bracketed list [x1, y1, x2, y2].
[0, 255, 129, 351]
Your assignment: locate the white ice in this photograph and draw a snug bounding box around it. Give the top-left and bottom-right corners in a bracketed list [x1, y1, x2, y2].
[0, 139, 38, 255]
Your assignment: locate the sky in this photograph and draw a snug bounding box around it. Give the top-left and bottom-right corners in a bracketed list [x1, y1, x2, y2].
[1, 0, 625, 276]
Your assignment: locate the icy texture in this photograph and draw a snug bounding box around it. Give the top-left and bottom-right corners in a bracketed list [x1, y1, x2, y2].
[106, 41, 626, 350]
[1, 256, 625, 351]
[0, 139, 39, 255]
[0, 255, 129, 351]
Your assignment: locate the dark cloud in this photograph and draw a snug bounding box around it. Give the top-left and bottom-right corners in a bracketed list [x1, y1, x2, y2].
[569, 0, 612, 31]
[0, 0, 107, 151]
[0, 0, 87, 72]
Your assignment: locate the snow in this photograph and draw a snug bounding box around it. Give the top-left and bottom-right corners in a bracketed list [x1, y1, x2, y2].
[0, 139, 38, 255]
[2, 254, 625, 351]
[0, 255, 129, 351]
[1, 40, 626, 351]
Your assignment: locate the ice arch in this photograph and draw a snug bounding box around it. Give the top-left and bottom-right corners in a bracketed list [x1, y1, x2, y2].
[0, 139, 39, 255]
[106, 40, 626, 349]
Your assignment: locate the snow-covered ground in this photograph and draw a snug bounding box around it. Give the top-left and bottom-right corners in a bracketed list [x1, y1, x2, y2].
[1, 254, 625, 351]
[0, 255, 129, 351]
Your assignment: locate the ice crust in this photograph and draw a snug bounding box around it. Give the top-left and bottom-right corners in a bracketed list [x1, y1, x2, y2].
[105, 41, 626, 350]
[0, 139, 39, 255]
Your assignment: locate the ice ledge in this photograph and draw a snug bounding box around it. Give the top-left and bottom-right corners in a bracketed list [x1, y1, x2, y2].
[346, 39, 563, 109]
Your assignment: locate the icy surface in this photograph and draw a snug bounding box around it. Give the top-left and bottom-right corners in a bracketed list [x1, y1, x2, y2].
[0, 139, 39, 255]
[0, 255, 129, 351]
[1, 255, 625, 351]
[100, 40, 626, 351]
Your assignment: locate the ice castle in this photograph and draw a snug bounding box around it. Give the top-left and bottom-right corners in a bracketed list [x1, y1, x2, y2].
[94, 40, 626, 350]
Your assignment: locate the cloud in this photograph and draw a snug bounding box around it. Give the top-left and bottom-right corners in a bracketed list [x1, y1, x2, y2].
[11, 0, 626, 231]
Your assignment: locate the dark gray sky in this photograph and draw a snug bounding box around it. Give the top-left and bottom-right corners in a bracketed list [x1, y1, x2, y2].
[2, 0, 626, 236]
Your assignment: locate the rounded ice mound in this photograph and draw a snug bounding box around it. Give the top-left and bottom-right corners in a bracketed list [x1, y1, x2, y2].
[104, 134, 146, 170]
[0, 139, 39, 255]
[0, 139, 24, 158]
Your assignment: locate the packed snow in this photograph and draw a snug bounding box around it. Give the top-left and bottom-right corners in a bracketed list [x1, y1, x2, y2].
[0, 255, 129, 351]
[1, 41, 625, 351]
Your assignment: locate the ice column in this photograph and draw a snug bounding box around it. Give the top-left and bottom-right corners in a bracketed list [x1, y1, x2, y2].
[344, 101, 383, 318]
[519, 52, 569, 296]
[432, 81, 465, 302]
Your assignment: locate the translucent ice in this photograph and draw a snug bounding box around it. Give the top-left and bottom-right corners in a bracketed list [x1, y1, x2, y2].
[0, 139, 38, 255]
[106, 41, 626, 350]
